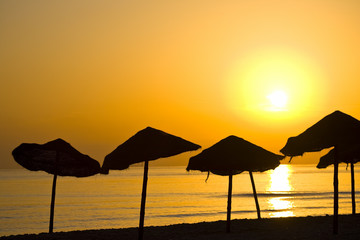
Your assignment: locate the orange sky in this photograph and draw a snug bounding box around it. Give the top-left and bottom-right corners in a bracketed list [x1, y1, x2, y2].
[1, 0, 360, 168]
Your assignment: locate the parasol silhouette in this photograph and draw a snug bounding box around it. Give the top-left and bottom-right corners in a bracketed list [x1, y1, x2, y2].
[101, 127, 200, 240]
[187, 135, 283, 233]
[281, 110, 360, 234]
[12, 138, 101, 233]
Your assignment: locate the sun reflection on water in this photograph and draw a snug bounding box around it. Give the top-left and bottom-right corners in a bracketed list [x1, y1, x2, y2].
[267, 164, 295, 217]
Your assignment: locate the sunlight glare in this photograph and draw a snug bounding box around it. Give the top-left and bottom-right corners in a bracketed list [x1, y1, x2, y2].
[267, 164, 293, 193]
[267, 164, 294, 218]
[268, 198, 295, 218]
[266, 90, 288, 111]
[226, 48, 325, 120]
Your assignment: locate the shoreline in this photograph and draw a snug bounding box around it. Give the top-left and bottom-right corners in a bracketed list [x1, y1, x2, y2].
[2, 214, 360, 240]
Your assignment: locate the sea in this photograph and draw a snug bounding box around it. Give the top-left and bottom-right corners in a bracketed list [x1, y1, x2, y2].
[0, 164, 359, 236]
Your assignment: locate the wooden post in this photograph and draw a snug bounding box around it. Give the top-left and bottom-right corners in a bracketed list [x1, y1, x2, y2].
[351, 162, 356, 215]
[49, 151, 59, 234]
[226, 174, 233, 233]
[333, 146, 339, 235]
[249, 171, 261, 219]
[138, 160, 149, 240]
[49, 173, 57, 233]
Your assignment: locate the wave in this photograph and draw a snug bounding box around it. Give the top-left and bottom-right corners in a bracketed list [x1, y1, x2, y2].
[149, 205, 330, 219]
[212, 191, 358, 199]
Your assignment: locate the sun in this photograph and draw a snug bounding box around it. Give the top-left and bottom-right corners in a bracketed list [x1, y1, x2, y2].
[226, 48, 325, 118]
[267, 90, 288, 111]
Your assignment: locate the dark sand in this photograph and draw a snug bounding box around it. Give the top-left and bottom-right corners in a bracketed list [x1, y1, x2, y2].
[2, 214, 360, 240]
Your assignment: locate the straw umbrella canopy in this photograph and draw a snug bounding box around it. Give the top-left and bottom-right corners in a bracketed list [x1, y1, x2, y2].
[12, 138, 101, 233]
[280, 110, 360, 234]
[186, 135, 283, 233]
[102, 127, 200, 240]
[318, 145, 360, 168]
[317, 144, 360, 215]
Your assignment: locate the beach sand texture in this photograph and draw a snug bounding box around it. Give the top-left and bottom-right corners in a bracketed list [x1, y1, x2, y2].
[2, 214, 360, 240]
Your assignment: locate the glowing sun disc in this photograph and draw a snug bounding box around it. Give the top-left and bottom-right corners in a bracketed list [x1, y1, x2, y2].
[267, 90, 288, 109]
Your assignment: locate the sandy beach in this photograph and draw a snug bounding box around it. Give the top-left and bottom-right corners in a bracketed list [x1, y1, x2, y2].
[2, 214, 360, 240]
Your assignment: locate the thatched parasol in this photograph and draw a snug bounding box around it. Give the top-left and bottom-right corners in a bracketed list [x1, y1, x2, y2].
[280, 110, 360, 234]
[317, 144, 360, 215]
[102, 127, 200, 240]
[186, 135, 283, 233]
[12, 138, 101, 233]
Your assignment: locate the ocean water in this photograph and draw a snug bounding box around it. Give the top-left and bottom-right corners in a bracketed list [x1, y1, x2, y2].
[0, 164, 359, 236]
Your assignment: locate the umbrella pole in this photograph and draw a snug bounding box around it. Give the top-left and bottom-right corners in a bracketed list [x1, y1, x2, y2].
[49, 173, 57, 233]
[333, 146, 339, 235]
[249, 171, 261, 219]
[49, 151, 59, 234]
[351, 162, 356, 215]
[226, 174, 233, 233]
[138, 160, 149, 240]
